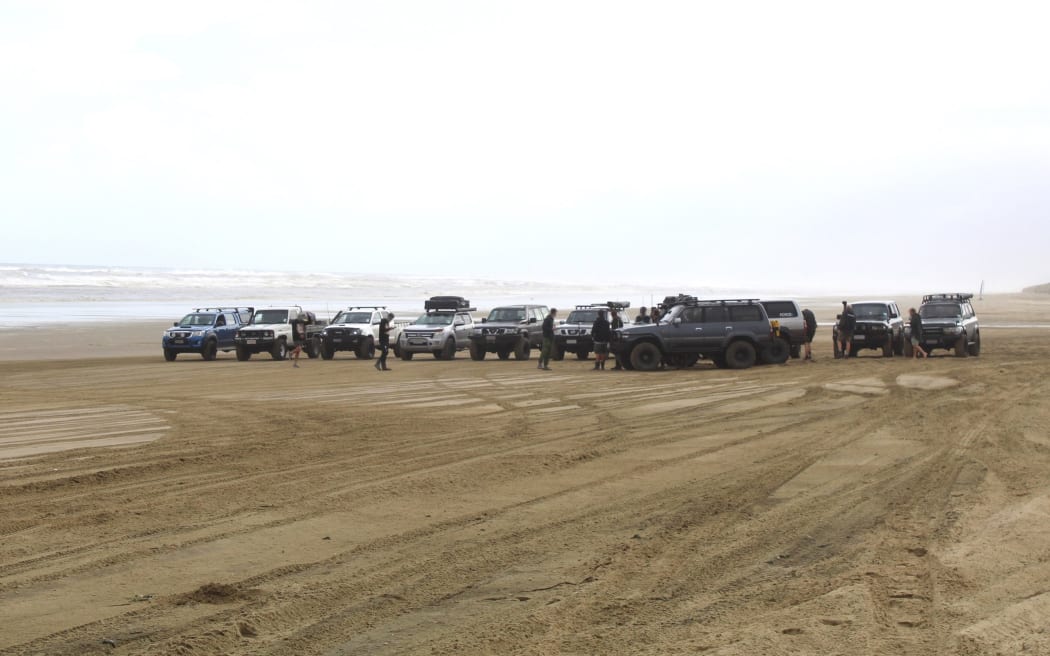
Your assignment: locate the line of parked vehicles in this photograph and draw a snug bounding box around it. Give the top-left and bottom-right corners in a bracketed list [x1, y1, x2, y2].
[161, 292, 980, 369]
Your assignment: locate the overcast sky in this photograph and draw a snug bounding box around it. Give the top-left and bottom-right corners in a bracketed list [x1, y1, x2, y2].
[2, 1, 1048, 293]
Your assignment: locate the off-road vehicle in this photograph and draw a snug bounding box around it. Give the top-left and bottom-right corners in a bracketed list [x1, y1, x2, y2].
[905, 293, 981, 357]
[234, 306, 326, 361]
[399, 296, 476, 360]
[162, 307, 253, 361]
[468, 304, 550, 360]
[833, 300, 905, 358]
[319, 307, 404, 360]
[613, 296, 774, 371]
[552, 302, 630, 360]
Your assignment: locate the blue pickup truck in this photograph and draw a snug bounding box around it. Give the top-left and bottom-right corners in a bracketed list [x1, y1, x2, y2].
[162, 307, 253, 361]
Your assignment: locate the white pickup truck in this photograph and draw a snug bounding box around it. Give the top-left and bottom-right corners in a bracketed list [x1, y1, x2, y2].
[234, 306, 326, 361]
[318, 306, 405, 360]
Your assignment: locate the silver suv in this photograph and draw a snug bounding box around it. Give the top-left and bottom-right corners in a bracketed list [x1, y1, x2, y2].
[398, 296, 476, 360]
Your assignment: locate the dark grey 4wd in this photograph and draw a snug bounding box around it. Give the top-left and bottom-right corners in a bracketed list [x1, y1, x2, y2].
[906, 293, 981, 357]
[469, 304, 549, 360]
[833, 300, 905, 357]
[612, 297, 774, 371]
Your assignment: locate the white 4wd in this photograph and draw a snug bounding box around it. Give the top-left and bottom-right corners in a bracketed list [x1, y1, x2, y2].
[234, 306, 323, 361]
[319, 307, 402, 360]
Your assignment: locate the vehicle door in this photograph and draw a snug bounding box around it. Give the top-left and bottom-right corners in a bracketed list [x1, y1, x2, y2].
[453, 313, 470, 345]
[888, 303, 902, 338]
[697, 306, 730, 350]
[665, 306, 706, 352]
[214, 313, 234, 347]
[726, 305, 763, 347]
[371, 311, 382, 340]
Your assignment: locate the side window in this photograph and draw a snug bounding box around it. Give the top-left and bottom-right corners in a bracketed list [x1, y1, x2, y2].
[454, 314, 464, 325]
[762, 302, 797, 318]
[215, 314, 226, 327]
[703, 306, 727, 323]
[680, 307, 704, 323]
[729, 305, 762, 322]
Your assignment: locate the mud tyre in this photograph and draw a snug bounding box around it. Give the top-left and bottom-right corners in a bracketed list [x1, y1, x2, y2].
[321, 342, 335, 360]
[759, 337, 790, 365]
[629, 342, 662, 371]
[968, 332, 981, 356]
[235, 344, 251, 361]
[469, 341, 486, 361]
[271, 338, 288, 361]
[725, 341, 757, 369]
[552, 345, 565, 361]
[954, 335, 968, 357]
[441, 339, 456, 360]
[164, 349, 177, 362]
[356, 338, 375, 360]
[400, 350, 414, 361]
[513, 337, 530, 361]
[201, 339, 218, 361]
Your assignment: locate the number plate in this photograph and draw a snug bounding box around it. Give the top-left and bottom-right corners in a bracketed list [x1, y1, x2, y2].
[566, 339, 576, 345]
[854, 335, 865, 341]
[332, 338, 342, 343]
[486, 336, 496, 343]
[246, 339, 257, 345]
[173, 339, 186, 345]
[410, 339, 426, 345]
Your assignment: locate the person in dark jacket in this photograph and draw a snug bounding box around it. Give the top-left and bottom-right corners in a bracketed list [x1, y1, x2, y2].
[837, 303, 856, 359]
[801, 307, 817, 361]
[908, 308, 929, 359]
[609, 308, 625, 369]
[375, 312, 394, 371]
[634, 306, 651, 324]
[538, 308, 557, 370]
[591, 310, 612, 370]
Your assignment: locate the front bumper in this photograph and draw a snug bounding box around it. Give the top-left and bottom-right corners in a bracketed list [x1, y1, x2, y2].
[234, 336, 275, 352]
[469, 333, 525, 350]
[554, 335, 594, 352]
[401, 332, 447, 353]
[162, 334, 208, 352]
[322, 331, 368, 351]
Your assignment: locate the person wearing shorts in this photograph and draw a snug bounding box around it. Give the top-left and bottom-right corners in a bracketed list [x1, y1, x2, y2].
[908, 308, 928, 359]
[801, 307, 817, 361]
[837, 303, 856, 359]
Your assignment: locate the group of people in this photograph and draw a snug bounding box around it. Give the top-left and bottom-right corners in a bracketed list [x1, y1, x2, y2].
[833, 302, 928, 360]
[537, 305, 663, 371]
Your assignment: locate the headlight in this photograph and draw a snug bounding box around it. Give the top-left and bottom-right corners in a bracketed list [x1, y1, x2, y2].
[945, 325, 962, 334]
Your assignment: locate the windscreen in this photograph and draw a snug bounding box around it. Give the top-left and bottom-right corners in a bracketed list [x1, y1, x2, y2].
[414, 313, 454, 326]
[853, 303, 889, 320]
[252, 309, 289, 324]
[177, 313, 215, 326]
[333, 311, 373, 324]
[488, 308, 526, 322]
[920, 304, 961, 319]
[567, 310, 600, 324]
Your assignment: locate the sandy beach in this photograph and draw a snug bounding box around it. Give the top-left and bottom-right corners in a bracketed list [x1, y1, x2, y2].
[2, 293, 1050, 654]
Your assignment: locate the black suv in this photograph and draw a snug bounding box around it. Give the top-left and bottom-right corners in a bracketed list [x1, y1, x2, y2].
[906, 293, 981, 357]
[469, 304, 550, 360]
[553, 302, 630, 360]
[833, 300, 905, 357]
[612, 296, 774, 371]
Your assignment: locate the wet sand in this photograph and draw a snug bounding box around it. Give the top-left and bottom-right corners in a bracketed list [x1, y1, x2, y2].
[2, 293, 1050, 654]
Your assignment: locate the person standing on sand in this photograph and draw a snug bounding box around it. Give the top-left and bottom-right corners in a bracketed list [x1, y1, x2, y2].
[801, 307, 817, 361]
[610, 308, 625, 370]
[375, 312, 394, 371]
[591, 309, 611, 370]
[290, 313, 308, 368]
[837, 302, 856, 359]
[635, 306, 651, 324]
[538, 308, 557, 370]
[908, 308, 929, 359]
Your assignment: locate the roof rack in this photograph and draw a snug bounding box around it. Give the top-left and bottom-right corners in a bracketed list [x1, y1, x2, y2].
[575, 301, 631, 310]
[195, 306, 254, 315]
[424, 296, 476, 312]
[346, 306, 388, 311]
[922, 293, 973, 303]
[658, 295, 759, 309]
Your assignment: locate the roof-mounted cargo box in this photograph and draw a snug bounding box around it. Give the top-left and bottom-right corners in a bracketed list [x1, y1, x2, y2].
[424, 296, 475, 311]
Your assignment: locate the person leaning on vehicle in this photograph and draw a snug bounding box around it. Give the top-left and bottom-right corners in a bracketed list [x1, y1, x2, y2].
[591, 309, 612, 371]
[908, 307, 929, 360]
[837, 302, 856, 359]
[538, 308, 557, 370]
[610, 308, 625, 370]
[801, 307, 817, 361]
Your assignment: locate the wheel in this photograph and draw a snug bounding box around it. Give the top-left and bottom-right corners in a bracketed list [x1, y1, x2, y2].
[393, 343, 402, 358]
[469, 340, 486, 361]
[954, 335, 968, 357]
[321, 342, 335, 360]
[968, 332, 981, 356]
[201, 339, 218, 361]
[902, 339, 914, 358]
[400, 350, 414, 361]
[235, 345, 251, 361]
[497, 349, 511, 360]
[629, 342, 662, 371]
[759, 337, 790, 365]
[725, 341, 757, 369]
[881, 337, 893, 358]
[356, 338, 375, 360]
[552, 345, 565, 361]
[441, 339, 456, 360]
[271, 338, 288, 360]
[513, 337, 530, 360]
[575, 349, 589, 360]
[163, 349, 177, 362]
